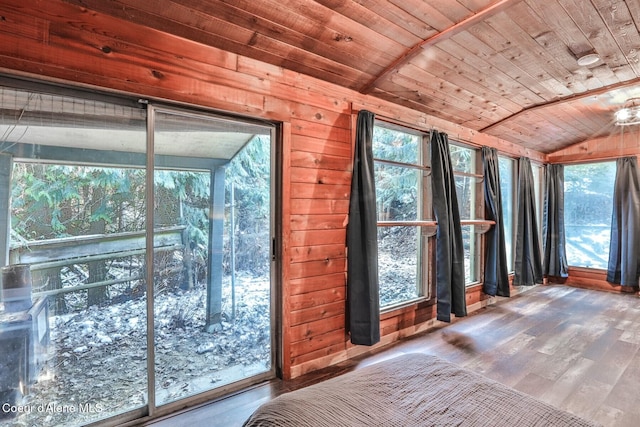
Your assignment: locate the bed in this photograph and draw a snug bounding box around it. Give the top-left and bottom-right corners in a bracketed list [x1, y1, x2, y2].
[243, 353, 600, 427]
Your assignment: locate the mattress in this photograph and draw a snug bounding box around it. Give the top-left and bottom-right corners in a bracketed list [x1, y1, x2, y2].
[243, 353, 600, 427]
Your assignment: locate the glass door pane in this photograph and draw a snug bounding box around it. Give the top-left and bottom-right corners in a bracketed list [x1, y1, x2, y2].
[0, 87, 147, 426]
[151, 107, 273, 406]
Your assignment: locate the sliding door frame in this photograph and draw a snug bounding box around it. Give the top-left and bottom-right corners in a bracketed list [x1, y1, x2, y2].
[0, 76, 280, 426]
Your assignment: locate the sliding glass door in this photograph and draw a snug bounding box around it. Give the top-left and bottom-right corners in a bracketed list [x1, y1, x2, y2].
[150, 106, 275, 408]
[0, 83, 276, 426]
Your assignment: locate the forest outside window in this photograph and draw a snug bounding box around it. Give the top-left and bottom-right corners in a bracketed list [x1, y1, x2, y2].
[499, 156, 516, 272]
[564, 161, 616, 269]
[372, 122, 431, 309]
[531, 162, 544, 238]
[450, 143, 482, 284]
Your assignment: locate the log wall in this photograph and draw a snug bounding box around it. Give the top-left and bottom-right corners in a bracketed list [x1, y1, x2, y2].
[0, 0, 545, 380]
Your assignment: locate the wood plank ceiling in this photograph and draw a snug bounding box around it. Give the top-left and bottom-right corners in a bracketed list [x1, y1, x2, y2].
[63, 0, 640, 153]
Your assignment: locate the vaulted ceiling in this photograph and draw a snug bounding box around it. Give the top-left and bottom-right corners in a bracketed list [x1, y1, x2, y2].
[64, 0, 640, 153]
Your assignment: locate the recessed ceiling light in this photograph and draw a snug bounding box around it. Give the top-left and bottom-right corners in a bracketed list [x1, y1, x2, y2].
[577, 53, 600, 67]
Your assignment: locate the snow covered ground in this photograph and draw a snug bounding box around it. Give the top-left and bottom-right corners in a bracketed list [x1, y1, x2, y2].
[2, 275, 271, 427]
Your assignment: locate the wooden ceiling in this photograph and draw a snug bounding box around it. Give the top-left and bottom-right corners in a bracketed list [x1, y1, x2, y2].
[64, 0, 640, 153]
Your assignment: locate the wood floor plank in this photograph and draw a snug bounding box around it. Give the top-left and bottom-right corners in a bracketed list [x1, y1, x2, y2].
[479, 347, 551, 388]
[538, 356, 596, 406]
[592, 404, 625, 427]
[560, 377, 614, 420]
[583, 327, 624, 361]
[512, 372, 555, 399]
[532, 344, 584, 381]
[603, 347, 640, 413]
[589, 339, 640, 385]
[619, 320, 640, 344]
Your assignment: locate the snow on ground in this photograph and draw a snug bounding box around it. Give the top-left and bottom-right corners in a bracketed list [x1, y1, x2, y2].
[3, 275, 271, 427]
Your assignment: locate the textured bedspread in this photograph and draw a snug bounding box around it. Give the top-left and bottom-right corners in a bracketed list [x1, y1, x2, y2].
[243, 353, 600, 427]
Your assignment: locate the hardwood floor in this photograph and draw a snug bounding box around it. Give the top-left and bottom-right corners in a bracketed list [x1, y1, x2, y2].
[144, 284, 640, 427]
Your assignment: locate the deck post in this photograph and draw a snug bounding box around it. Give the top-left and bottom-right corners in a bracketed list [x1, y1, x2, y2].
[0, 153, 12, 268]
[205, 166, 226, 332]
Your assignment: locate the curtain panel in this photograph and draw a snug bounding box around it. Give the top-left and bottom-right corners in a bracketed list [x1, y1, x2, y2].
[607, 156, 640, 287]
[346, 110, 380, 346]
[430, 131, 467, 322]
[542, 164, 569, 277]
[514, 157, 543, 286]
[481, 147, 510, 297]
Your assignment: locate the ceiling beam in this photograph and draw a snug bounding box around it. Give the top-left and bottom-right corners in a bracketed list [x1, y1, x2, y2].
[359, 0, 523, 95]
[479, 76, 640, 133]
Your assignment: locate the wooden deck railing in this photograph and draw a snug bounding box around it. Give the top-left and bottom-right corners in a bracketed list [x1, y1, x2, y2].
[8, 225, 188, 298]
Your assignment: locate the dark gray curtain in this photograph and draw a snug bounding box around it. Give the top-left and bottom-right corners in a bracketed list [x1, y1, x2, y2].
[607, 157, 640, 287]
[542, 164, 568, 277]
[514, 157, 543, 286]
[481, 147, 510, 297]
[346, 110, 380, 345]
[430, 130, 466, 322]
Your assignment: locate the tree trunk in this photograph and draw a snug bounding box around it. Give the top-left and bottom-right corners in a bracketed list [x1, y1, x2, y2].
[87, 186, 108, 306]
[41, 267, 67, 314]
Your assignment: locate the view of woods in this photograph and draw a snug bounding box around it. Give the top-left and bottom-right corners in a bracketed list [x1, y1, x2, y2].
[2, 132, 273, 427]
[373, 126, 479, 307]
[10, 135, 272, 309]
[564, 161, 616, 269]
[374, 126, 422, 306]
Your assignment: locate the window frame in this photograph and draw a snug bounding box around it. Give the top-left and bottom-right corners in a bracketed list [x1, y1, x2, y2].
[372, 120, 434, 311]
[563, 160, 617, 269]
[498, 155, 517, 273]
[449, 141, 484, 286]
[531, 161, 545, 254]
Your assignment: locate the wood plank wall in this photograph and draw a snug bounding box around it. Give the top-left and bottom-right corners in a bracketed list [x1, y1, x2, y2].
[0, 0, 545, 380]
[547, 128, 640, 164]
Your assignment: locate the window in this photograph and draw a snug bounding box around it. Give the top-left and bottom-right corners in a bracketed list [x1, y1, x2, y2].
[499, 156, 516, 272]
[531, 162, 544, 245]
[0, 83, 275, 426]
[450, 144, 481, 284]
[373, 122, 430, 308]
[564, 162, 616, 269]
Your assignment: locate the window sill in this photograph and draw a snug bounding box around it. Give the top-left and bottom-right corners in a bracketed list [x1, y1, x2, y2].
[460, 220, 495, 234]
[567, 266, 608, 272]
[378, 220, 495, 235]
[378, 221, 438, 237]
[380, 296, 431, 319]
